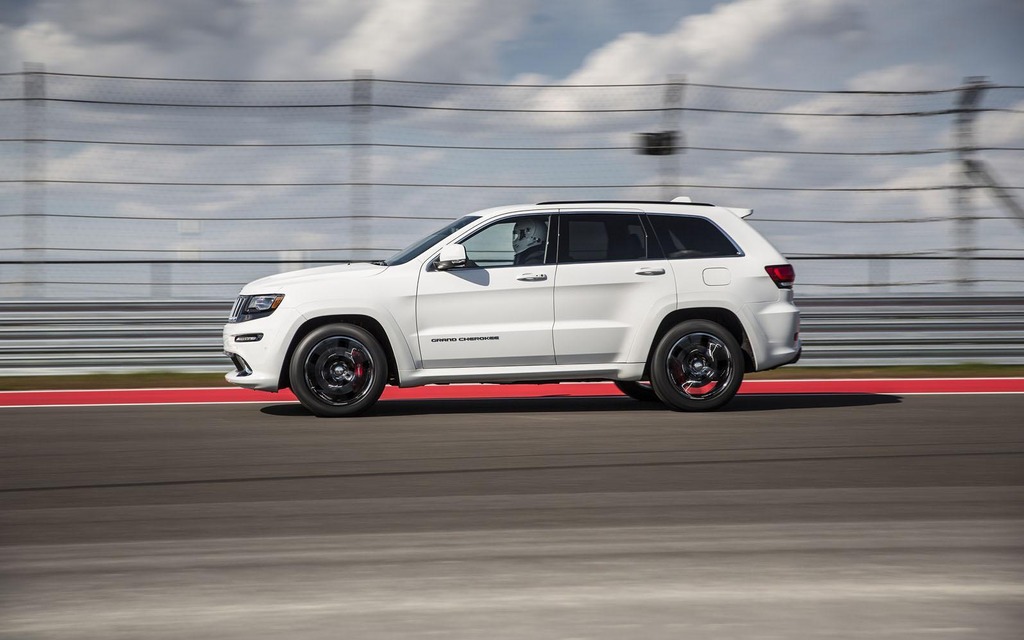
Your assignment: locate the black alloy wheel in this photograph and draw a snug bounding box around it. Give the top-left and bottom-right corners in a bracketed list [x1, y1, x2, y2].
[649, 319, 744, 411]
[289, 323, 388, 417]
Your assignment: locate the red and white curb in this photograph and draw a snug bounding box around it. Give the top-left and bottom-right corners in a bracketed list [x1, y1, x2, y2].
[1, 378, 1023, 408]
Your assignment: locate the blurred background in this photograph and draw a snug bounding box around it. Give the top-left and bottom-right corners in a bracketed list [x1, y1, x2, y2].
[1, 0, 1022, 373]
[3, 68, 1023, 374]
[2, 70, 1022, 299]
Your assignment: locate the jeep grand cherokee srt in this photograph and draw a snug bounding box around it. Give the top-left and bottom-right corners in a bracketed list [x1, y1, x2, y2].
[224, 198, 800, 416]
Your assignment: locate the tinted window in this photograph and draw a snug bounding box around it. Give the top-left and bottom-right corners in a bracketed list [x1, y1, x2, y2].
[649, 214, 741, 259]
[558, 214, 647, 263]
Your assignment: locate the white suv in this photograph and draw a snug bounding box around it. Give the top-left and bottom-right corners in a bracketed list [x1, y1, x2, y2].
[224, 199, 800, 416]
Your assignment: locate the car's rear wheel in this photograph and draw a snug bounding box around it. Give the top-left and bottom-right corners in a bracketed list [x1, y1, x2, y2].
[650, 320, 743, 411]
[613, 380, 659, 402]
[289, 323, 387, 417]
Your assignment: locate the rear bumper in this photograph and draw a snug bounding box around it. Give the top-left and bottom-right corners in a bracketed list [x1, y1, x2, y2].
[744, 297, 801, 371]
[761, 345, 801, 371]
[788, 346, 802, 365]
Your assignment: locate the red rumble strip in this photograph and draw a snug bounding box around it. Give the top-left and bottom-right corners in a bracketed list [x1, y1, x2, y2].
[1, 378, 1023, 408]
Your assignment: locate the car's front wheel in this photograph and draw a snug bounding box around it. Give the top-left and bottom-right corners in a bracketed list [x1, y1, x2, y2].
[649, 320, 744, 411]
[289, 323, 388, 417]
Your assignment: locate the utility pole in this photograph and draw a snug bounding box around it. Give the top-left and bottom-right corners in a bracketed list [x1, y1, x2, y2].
[350, 70, 373, 260]
[22, 62, 46, 299]
[953, 77, 989, 293]
[637, 75, 685, 200]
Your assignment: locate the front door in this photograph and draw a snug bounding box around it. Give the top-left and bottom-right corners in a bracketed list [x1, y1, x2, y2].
[416, 213, 556, 368]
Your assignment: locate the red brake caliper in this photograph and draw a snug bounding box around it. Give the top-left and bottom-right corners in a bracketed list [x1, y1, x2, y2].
[352, 350, 365, 380]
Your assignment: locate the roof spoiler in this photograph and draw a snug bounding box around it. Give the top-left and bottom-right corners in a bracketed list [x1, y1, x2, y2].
[672, 197, 751, 217]
[723, 207, 753, 218]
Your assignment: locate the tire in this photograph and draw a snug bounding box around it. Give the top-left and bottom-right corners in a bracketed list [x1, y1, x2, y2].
[613, 380, 660, 402]
[288, 323, 388, 417]
[649, 320, 744, 412]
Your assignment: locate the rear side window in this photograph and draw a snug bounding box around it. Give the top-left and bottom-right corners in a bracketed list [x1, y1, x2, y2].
[648, 214, 741, 259]
[558, 214, 647, 263]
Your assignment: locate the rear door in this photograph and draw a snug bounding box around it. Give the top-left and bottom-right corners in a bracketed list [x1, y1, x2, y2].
[552, 211, 675, 364]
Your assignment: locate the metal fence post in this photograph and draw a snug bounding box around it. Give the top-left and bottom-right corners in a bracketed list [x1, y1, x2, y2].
[22, 62, 46, 299]
[953, 77, 989, 293]
[150, 262, 170, 300]
[870, 256, 890, 293]
[662, 75, 685, 200]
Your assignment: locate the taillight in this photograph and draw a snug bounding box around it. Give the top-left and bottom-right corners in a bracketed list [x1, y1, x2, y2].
[765, 264, 795, 288]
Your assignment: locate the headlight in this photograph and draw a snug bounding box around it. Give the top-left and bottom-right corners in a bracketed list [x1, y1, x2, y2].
[229, 293, 285, 323]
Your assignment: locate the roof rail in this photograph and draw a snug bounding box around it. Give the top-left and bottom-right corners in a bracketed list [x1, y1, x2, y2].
[536, 199, 715, 207]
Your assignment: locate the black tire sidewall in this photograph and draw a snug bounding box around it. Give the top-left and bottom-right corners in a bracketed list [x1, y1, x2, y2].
[289, 323, 388, 417]
[613, 380, 660, 402]
[650, 320, 744, 411]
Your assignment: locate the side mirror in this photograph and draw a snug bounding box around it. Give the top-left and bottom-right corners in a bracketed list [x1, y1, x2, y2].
[436, 243, 467, 271]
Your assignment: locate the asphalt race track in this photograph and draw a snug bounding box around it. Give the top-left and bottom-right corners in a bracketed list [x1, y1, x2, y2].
[2, 392, 1023, 638]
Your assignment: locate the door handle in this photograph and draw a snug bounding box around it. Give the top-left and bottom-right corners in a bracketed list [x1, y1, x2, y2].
[635, 267, 666, 276]
[517, 273, 548, 282]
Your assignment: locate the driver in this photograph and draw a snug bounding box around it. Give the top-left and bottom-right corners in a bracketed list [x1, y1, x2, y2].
[512, 218, 547, 266]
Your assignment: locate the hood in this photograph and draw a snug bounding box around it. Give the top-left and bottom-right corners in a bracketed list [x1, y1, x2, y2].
[241, 262, 387, 293]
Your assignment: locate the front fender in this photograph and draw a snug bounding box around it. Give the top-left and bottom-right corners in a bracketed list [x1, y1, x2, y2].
[293, 301, 418, 379]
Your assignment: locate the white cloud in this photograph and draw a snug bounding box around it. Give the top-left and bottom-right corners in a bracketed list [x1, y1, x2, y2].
[719, 155, 793, 187]
[977, 100, 1024, 147]
[323, 1, 529, 79]
[2, 0, 534, 80]
[561, 0, 866, 85]
[846, 64, 956, 92]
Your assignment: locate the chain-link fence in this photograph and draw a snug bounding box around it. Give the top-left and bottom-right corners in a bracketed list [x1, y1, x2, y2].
[2, 69, 1022, 300]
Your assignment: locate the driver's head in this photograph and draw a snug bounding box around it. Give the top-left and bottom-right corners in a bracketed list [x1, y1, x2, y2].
[512, 218, 547, 254]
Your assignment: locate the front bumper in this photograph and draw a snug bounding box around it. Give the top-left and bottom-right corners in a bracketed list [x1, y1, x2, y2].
[223, 308, 301, 391]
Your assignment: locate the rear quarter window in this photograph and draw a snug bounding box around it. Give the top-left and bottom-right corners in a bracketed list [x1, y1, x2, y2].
[648, 214, 742, 259]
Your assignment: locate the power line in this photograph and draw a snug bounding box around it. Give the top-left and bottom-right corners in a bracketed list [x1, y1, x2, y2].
[0, 247, 396, 253]
[0, 212, 453, 221]
[4, 256, 1023, 266]
[4, 137, 1022, 155]
[5, 212, 1016, 224]
[5, 96, 1022, 116]
[7, 179, 993, 192]
[790, 255, 1024, 260]
[6, 71, 1023, 96]
[0, 259, 358, 265]
[0, 138, 633, 151]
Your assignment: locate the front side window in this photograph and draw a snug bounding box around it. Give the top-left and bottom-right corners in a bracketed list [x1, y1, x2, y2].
[648, 214, 741, 259]
[558, 213, 647, 263]
[460, 215, 552, 268]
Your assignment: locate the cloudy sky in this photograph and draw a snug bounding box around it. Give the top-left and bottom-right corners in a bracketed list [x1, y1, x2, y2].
[2, 0, 1021, 86]
[1, 0, 1022, 296]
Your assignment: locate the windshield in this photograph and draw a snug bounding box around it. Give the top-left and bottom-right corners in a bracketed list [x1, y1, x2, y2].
[385, 215, 481, 266]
